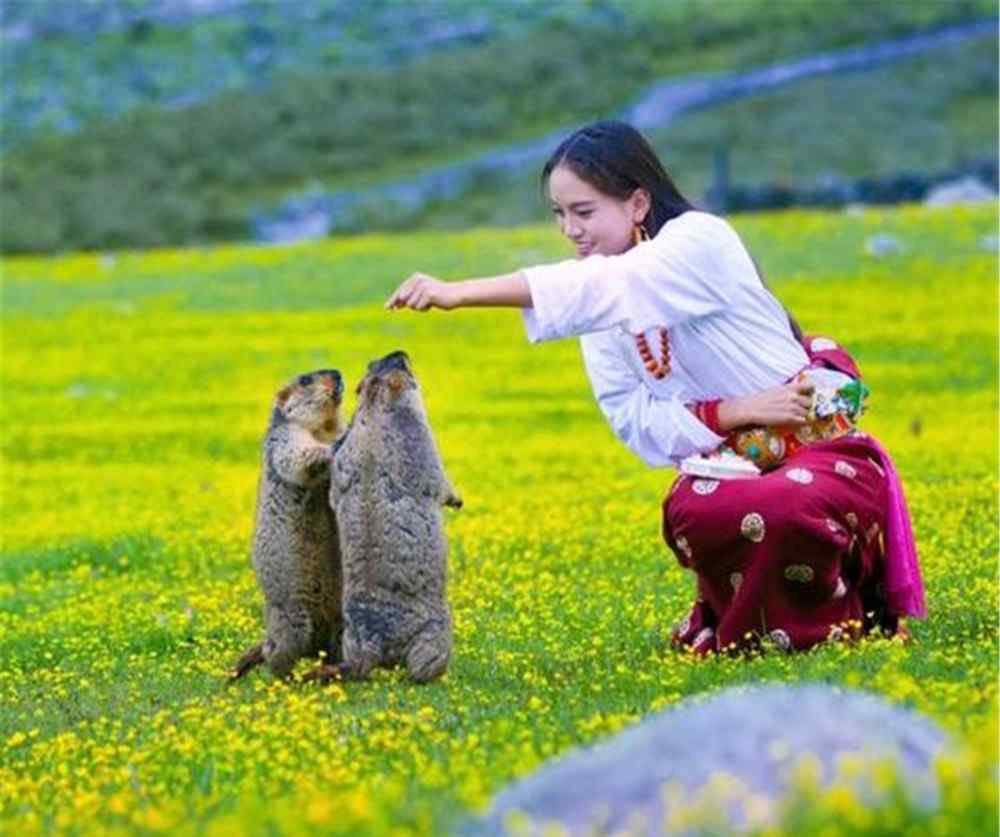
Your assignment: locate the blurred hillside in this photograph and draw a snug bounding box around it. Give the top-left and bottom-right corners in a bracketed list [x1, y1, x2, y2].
[1, 0, 558, 144]
[1, 0, 997, 253]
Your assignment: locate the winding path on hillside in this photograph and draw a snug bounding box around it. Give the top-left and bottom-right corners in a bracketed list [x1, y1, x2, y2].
[254, 19, 998, 243]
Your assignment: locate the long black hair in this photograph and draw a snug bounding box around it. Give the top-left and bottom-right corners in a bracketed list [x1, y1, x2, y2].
[541, 120, 693, 238]
[540, 120, 803, 343]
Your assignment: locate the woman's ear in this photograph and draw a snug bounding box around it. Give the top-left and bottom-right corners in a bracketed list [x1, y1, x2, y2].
[631, 188, 652, 224]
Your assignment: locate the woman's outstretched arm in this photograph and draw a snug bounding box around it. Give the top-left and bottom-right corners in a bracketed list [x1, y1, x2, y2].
[385, 271, 531, 311]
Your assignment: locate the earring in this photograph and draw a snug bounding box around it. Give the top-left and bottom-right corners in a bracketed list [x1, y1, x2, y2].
[632, 223, 649, 246]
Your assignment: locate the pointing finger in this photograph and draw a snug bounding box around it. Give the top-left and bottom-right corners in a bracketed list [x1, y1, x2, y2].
[385, 281, 408, 310]
[396, 279, 419, 309]
[387, 274, 421, 309]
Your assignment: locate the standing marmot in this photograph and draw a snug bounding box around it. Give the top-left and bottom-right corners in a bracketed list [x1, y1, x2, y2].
[230, 368, 346, 680]
[311, 350, 461, 684]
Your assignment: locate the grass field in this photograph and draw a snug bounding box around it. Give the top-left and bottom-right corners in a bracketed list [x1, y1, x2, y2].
[1, 204, 997, 834]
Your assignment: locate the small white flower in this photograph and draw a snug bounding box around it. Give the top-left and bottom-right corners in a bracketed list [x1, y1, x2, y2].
[810, 337, 838, 352]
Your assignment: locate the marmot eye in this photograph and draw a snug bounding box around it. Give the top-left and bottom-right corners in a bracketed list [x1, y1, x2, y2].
[298, 375, 314, 387]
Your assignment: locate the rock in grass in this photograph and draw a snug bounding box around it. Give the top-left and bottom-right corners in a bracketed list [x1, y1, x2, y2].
[464, 684, 948, 837]
[864, 233, 905, 257]
[924, 176, 997, 207]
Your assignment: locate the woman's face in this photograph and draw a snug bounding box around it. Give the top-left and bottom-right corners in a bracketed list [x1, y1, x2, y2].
[547, 164, 650, 259]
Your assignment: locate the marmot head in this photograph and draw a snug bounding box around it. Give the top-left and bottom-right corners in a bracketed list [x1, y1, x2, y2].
[274, 369, 344, 442]
[355, 350, 421, 415]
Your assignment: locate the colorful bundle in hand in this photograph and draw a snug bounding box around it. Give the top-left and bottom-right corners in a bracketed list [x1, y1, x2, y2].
[725, 368, 869, 472]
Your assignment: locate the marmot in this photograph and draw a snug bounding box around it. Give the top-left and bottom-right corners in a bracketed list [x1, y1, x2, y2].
[230, 369, 346, 680]
[310, 350, 461, 684]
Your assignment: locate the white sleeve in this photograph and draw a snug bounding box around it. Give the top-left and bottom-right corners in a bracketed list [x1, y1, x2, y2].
[522, 212, 736, 343]
[580, 332, 726, 468]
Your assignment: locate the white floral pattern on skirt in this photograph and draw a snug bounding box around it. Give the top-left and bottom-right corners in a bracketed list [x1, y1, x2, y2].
[786, 467, 814, 485]
[810, 337, 838, 352]
[692, 478, 720, 496]
[784, 564, 815, 583]
[740, 512, 766, 543]
[675, 536, 693, 559]
[768, 629, 792, 651]
[835, 460, 857, 479]
[692, 627, 715, 651]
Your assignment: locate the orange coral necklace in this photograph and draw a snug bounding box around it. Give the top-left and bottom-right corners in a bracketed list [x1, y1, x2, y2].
[630, 222, 671, 379]
[635, 329, 671, 379]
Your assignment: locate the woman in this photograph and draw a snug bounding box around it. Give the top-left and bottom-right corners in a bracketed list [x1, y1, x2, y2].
[386, 120, 926, 654]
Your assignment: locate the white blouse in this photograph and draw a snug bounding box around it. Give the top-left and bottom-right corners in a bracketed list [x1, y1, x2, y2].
[521, 210, 810, 468]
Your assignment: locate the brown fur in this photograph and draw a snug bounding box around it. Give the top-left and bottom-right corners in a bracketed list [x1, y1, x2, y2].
[229, 369, 346, 681]
[315, 351, 460, 684]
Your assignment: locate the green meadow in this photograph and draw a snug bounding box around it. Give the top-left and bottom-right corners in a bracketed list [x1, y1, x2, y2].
[0, 204, 997, 834]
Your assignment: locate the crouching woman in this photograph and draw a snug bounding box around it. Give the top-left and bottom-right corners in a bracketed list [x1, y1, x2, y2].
[385, 120, 926, 654]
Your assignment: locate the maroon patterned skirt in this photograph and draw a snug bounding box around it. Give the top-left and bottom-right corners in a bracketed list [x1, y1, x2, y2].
[663, 432, 902, 654]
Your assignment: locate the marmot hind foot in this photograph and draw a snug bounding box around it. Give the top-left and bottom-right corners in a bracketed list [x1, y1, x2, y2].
[302, 662, 356, 683]
[228, 642, 265, 682]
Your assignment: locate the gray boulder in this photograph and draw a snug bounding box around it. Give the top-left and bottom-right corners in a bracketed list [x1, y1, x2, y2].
[864, 233, 905, 257]
[924, 176, 997, 206]
[465, 684, 949, 837]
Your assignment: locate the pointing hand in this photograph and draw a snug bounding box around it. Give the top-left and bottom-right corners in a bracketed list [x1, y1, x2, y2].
[385, 272, 458, 311]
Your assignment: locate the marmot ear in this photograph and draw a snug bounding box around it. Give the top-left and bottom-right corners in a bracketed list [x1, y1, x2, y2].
[276, 386, 293, 406]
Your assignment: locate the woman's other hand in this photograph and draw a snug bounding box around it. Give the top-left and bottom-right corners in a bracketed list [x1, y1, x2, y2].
[719, 381, 815, 429]
[385, 272, 459, 311]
